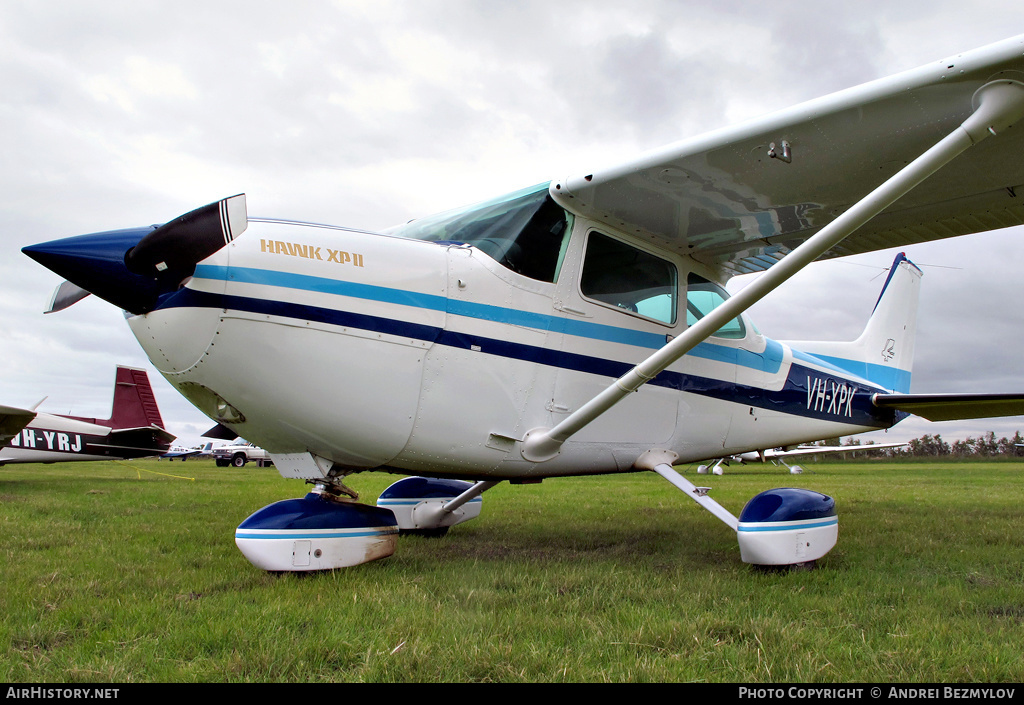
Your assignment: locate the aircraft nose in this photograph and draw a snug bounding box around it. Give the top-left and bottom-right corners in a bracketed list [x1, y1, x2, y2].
[23, 227, 165, 314]
[23, 194, 247, 315]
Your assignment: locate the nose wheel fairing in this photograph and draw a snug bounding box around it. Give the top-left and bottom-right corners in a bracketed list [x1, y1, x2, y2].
[235, 492, 399, 571]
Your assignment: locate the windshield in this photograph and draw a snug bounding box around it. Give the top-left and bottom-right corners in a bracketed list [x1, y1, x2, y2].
[687, 273, 746, 339]
[387, 183, 573, 283]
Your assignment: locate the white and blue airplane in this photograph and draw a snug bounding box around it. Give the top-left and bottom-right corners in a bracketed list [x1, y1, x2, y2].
[160, 441, 219, 461]
[21, 35, 1024, 571]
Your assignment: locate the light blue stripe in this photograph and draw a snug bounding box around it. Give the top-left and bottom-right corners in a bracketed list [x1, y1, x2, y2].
[235, 529, 397, 539]
[195, 264, 447, 311]
[194, 264, 784, 373]
[789, 349, 903, 393]
[447, 298, 667, 348]
[812, 355, 911, 393]
[737, 518, 838, 532]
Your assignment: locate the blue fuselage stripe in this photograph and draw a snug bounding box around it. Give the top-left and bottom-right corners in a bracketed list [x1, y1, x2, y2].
[810, 355, 912, 394]
[192, 264, 786, 374]
[165, 270, 893, 427]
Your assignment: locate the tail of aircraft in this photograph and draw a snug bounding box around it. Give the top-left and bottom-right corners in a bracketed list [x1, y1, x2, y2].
[66, 365, 167, 430]
[784, 253, 922, 393]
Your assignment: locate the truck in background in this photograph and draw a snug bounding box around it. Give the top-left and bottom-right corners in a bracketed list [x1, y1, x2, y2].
[213, 441, 273, 468]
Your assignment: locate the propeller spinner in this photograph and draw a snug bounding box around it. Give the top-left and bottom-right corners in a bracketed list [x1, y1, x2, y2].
[23, 194, 246, 315]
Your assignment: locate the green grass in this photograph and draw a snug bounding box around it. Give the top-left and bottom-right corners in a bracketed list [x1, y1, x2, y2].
[2, 459, 1023, 682]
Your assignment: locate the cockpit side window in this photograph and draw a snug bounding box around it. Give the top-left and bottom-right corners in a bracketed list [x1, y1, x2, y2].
[686, 273, 746, 339]
[387, 183, 573, 283]
[580, 232, 677, 325]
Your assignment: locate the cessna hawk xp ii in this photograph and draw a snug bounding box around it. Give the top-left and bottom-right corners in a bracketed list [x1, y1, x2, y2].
[23, 35, 1024, 571]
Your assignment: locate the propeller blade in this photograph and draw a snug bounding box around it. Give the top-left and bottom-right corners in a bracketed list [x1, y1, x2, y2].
[125, 194, 247, 278]
[44, 280, 92, 314]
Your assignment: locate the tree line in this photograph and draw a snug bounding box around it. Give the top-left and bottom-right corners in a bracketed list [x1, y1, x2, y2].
[831, 430, 1024, 458]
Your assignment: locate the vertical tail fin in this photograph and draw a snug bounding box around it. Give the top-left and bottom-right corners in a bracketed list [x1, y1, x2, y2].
[785, 253, 923, 392]
[107, 366, 166, 430]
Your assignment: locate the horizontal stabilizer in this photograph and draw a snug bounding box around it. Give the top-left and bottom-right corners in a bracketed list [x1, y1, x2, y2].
[0, 405, 36, 447]
[108, 425, 178, 446]
[203, 423, 238, 440]
[872, 393, 1024, 421]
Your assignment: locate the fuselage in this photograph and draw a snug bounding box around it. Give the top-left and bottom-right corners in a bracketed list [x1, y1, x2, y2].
[2, 413, 136, 464]
[124, 186, 896, 480]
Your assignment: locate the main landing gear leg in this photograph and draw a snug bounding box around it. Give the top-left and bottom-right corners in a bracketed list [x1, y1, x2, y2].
[636, 450, 839, 568]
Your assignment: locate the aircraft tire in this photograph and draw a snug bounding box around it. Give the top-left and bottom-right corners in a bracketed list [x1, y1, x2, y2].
[400, 527, 450, 538]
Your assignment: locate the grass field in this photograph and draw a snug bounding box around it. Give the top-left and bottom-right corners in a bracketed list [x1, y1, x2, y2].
[2, 458, 1022, 683]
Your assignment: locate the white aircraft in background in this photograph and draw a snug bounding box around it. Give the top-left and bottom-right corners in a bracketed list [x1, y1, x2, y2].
[23, 35, 1024, 572]
[1, 366, 175, 464]
[697, 441, 909, 475]
[161, 441, 219, 461]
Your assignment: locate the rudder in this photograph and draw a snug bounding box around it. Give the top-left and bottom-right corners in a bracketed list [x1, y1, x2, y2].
[108, 366, 166, 430]
[784, 253, 922, 393]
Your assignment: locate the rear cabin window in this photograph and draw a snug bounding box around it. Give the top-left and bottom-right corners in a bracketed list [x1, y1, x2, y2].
[686, 273, 746, 339]
[387, 183, 573, 283]
[580, 232, 677, 325]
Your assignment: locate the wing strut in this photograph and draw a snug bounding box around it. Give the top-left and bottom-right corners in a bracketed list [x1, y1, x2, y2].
[521, 79, 1024, 463]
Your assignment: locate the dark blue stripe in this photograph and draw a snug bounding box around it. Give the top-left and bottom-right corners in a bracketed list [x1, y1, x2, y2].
[161, 287, 442, 343]
[158, 289, 893, 427]
[192, 264, 786, 373]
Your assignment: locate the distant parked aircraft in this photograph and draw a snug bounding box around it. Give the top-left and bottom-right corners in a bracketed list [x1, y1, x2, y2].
[698, 441, 909, 474]
[160, 441, 220, 461]
[0, 366, 174, 464]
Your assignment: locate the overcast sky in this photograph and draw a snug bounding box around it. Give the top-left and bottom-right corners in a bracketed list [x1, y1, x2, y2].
[2, 1, 1023, 451]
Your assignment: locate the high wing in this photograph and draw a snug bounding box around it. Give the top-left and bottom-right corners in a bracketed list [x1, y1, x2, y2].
[729, 441, 907, 464]
[549, 35, 1024, 278]
[524, 37, 1024, 462]
[698, 441, 910, 475]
